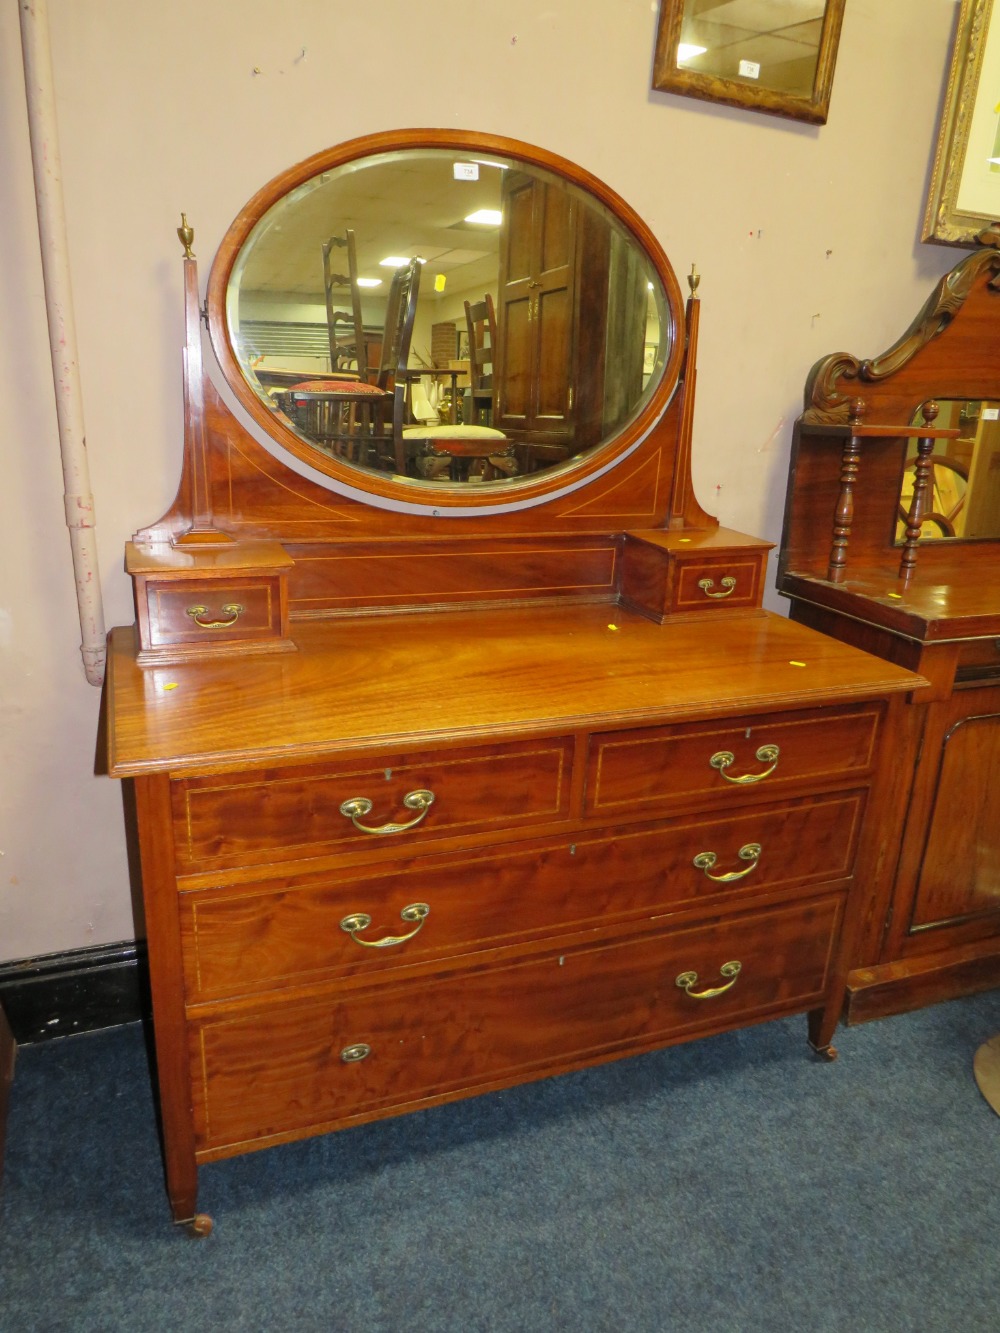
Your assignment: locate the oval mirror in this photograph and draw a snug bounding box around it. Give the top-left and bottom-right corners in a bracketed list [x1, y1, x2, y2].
[207, 131, 684, 507]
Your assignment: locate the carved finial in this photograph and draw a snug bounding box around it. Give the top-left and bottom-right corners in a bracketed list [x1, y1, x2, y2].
[921, 399, 940, 426]
[177, 213, 195, 260]
[976, 222, 1000, 249]
[847, 397, 866, 425]
[687, 263, 701, 297]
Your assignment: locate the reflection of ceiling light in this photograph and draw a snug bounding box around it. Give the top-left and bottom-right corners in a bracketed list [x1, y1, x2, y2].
[464, 209, 502, 226]
[379, 255, 426, 267]
[471, 159, 509, 170]
[356, 277, 381, 287]
[989, 157, 1000, 165]
[677, 43, 707, 63]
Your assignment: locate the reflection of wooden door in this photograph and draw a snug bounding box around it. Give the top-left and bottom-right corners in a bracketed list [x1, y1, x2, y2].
[495, 172, 578, 441]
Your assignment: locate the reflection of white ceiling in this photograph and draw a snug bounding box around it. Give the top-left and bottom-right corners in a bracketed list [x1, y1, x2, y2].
[681, 0, 825, 94]
[238, 153, 507, 299]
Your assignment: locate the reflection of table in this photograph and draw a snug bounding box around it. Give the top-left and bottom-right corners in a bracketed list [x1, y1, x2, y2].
[398, 369, 463, 424]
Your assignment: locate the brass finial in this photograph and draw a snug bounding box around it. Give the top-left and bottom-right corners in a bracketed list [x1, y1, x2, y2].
[178, 213, 195, 260]
[688, 263, 701, 297]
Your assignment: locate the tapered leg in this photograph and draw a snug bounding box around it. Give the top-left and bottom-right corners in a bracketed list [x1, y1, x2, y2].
[131, 776, 212, 1235]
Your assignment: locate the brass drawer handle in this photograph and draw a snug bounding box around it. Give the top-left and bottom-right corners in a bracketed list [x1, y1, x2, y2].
[339, 788, 435, 835]
[693, 842, 761, 882]
[340, 1043, 371, 1063]
[697, 575, 736, 599]
[676, 960, 742, 1000]
[185, 602, 244, 629]
[709, 744, 780, 784]
[340, 902, 430, 948]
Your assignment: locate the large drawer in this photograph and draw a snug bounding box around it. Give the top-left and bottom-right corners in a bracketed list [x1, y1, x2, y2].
[172, 735, 574, 871]
[189, 893, 843, 1155]
[180, 790, 865, 1002]
[586, 704, 880, 818]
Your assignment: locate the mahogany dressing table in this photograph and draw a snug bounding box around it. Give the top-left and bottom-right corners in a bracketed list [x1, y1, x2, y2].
[102, 130, 921, 1232]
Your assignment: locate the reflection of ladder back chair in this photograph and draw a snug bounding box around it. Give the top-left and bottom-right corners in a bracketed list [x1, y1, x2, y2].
[322, 230, 367, 377]
[373, 258, 422, 474]
[464, 293, 497, 424]
[280, 257, 421, 469]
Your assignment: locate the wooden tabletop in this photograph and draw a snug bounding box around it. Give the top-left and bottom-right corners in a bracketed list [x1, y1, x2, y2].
[103, 603, 925, 777]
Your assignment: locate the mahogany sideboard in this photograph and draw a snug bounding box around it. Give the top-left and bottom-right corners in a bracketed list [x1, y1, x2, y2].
[778, 238, 1000, 1024]
[102, 129, 922, 1231]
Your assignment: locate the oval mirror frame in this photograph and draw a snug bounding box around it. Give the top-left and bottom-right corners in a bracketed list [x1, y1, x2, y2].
[206, 129, 686, 510]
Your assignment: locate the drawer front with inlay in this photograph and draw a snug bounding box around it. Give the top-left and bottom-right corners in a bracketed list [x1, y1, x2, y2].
[672, 555, 764, 612]
[180, 790, 865, 1002]
[144, 577, 283, 647]
[172, 736, 575, 871]
[587, 705, 880, 818]
[189, 893, 844, 1155]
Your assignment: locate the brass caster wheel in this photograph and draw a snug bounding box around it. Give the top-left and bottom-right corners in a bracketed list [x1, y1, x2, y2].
[809, 1041, 839, 1062]
[178, 1212, 214, 1238]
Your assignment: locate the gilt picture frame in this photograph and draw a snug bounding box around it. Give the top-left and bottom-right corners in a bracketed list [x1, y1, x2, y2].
[924, 0, 1000, 245]
[651, 0, 846, 125]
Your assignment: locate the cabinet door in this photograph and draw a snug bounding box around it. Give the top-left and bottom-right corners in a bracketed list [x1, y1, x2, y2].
[889, 684, 1000, 954]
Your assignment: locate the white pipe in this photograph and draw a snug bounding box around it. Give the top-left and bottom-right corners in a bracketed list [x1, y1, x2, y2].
[19, 0, 106, 686]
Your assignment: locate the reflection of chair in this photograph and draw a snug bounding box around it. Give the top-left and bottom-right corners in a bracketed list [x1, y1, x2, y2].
[464, 294, 497, 424]
[322, 230, 368, 377]
[278, 258, 422, 471]
[375, 258, 422, 473]
[402, 291, 518, 482]
[276, 378, 389, 462]
[895, 454, 969, 539]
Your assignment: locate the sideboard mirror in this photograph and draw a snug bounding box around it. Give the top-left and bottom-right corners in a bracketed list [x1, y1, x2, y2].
[206, 130, 684, 509]
[895, 399, 1000, 543]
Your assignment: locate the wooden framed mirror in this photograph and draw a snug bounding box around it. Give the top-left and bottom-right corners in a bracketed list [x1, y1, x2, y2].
[651, 0, 846, 125]
[206, 129, 685, 510]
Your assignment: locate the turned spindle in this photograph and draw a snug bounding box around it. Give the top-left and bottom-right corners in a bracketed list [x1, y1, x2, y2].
[827, 397, 866, 581]
[898, 400, 939, 578]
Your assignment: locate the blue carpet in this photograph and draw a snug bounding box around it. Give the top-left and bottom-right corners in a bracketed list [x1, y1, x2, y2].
[2, 992, 999, 1332]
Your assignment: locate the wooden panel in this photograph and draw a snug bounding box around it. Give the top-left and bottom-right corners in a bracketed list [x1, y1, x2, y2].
[190, 894, 843, 1154]
[181, 791, 866, 1001]
[587, 704, 880, 817]
[504, 177, 534, 279]
[286, 540, 618, 614]
[498, 297, 531, 422]
[911, 709, 1000, 930]
[536, 286, 571, 421]
[172, 736, 574, 870]
[539, 186, 571, 273]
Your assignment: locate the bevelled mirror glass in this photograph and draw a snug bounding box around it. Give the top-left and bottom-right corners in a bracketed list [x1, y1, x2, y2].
[207, 132, 681, 506]
[895, 399, 1000, 542]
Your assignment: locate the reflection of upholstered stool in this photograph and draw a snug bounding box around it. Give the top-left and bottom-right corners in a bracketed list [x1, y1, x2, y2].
[403, 424, 518, 481]
[278, 378, 390, 462]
